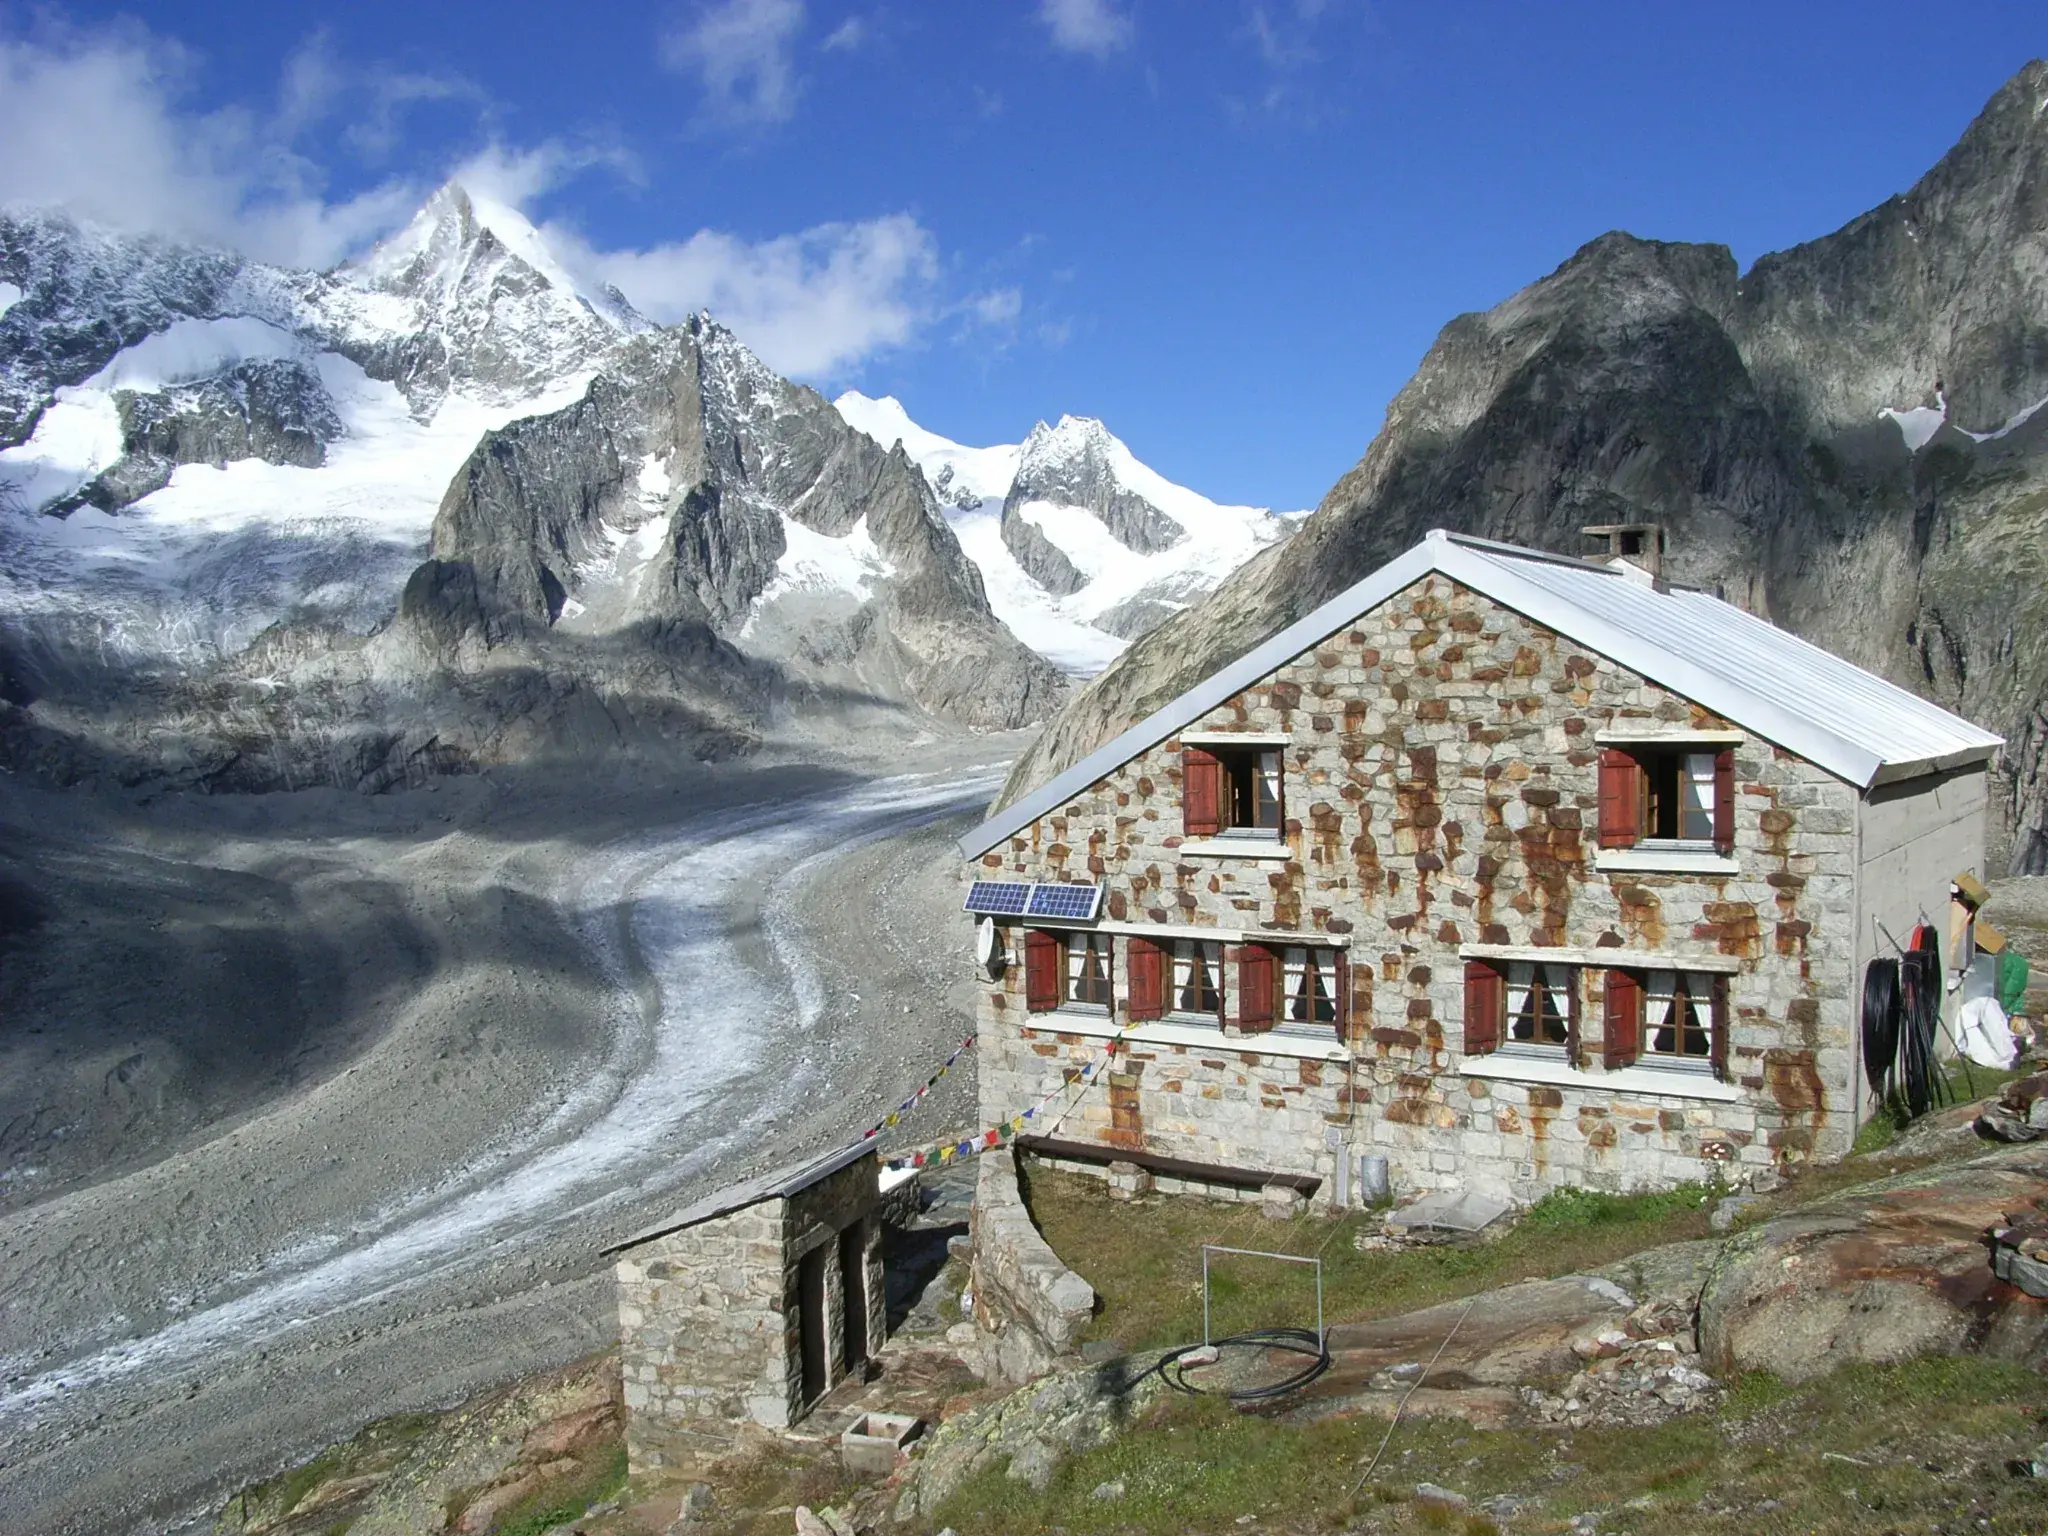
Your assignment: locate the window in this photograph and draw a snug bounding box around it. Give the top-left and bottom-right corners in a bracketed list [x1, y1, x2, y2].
[1021, 929, 1113, 1014]
[1065, 932, 1113, 1009]
[1183, 744, 1284, 839]
[1598, 745, 1732, 853]
[1281, 946, 1339, 1029]
[1602, 967, 1727, 1077]
[1171, 938, 1225, 1020]
[1463, 960, 1577, 1059]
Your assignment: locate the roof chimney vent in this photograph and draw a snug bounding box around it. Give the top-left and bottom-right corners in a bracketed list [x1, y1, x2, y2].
[1582, 523, 1665, 582]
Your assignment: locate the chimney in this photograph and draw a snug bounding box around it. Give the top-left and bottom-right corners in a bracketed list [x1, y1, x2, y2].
[1582, 523, 1665, 581]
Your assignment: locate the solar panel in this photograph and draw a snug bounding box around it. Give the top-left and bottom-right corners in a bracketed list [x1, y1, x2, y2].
[1025, 883, 1102, 921]
[964, 881, 1033, 915]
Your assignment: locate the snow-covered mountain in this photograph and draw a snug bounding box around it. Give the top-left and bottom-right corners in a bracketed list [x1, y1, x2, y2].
[0, 186, 1060, 790]
[835, 392, 1297, 675]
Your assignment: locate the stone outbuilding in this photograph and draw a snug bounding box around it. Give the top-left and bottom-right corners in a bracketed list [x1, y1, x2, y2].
[957, 530, 2005, 1206]
[606, 1143, 884, 1473]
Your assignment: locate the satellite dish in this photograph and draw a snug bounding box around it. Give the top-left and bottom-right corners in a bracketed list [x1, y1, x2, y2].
[976, 916, 1005, 976]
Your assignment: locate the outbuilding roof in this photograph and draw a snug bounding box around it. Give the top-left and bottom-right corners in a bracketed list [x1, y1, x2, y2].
[602, 1140, 873, 1255]
[959, 529, 2003, 861]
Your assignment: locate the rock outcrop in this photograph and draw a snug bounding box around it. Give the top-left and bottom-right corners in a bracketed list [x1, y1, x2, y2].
[1001, 61, 2048, 866]
[1698, 1145, 2048, 1381]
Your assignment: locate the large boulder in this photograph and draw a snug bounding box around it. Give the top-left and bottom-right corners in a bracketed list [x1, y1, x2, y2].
[1698, 1145, 2048, 1382]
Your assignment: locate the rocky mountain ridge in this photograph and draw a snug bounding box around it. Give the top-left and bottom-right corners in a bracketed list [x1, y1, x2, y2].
[1005, 59, 2048, 871]
[0, 184, 1065, 790]
[834, 392, 1297, 675]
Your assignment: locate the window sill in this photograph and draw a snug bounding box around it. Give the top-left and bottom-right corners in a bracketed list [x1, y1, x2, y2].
[1177, 836, 1292, 861]
[1461, 1053, 1743, 1102]
[1022, 1013, 1348, 1062]
[1594, 845, 1739, 876]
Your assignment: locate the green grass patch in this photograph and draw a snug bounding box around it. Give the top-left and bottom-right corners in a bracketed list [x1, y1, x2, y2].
[226, 1409, 438, 1529]
[1020, 1166, 1715, 1352]
[932, 1355, 2048, 1535]
[1853, 1059, 2027, 1155]
[490, 1442, 627, 1536]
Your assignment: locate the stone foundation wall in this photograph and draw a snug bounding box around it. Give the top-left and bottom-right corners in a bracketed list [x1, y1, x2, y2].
[974, 574, 1864, 1202]
[969, 1151, 1096, 1384]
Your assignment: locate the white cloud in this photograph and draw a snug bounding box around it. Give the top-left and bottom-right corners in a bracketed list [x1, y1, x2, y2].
[965, 287, 1022, 328]
[1039, 0, 1134, 58]
[659, 0, 807, 126]
[545, 213, 940, 379]
[0, 24, 437, 268]
[821, 15, 868, 51]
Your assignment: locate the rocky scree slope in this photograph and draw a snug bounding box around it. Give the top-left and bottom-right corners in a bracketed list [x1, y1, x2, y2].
[1006, 60, 2048, 870]
[0, 184, 1059, 792]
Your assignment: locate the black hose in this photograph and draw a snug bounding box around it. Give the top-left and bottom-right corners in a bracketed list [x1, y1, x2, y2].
[1134, 1327, 1333, 1402]
[1900, 930, 1943, 1118]
[1861, 957, 1901, 1099]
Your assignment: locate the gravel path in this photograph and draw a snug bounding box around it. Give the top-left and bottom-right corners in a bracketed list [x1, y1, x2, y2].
[0, 743, 1008, 1535]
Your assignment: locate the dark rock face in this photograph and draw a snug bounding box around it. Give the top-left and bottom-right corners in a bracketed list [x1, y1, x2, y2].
[1004, 418, 1185, 554]
[0, 210, 246, 448]
[402, 322, 1065, 735]
[1006, 61, 2048, 866]
[998, 511, 1087, 597]
[54, 360, 344, 514]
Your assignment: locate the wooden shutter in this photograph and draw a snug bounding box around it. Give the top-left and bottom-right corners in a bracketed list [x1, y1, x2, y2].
[1710, 972, 1730, 1081]
[1127, 936, 1165, 1021]
[1603, 969, 1642, 1069]
[1332, 950, 1351, 1041]
[1024, 929, 1060, 1012]
[1183, 747, 1224, 838]
[1462, 960, 1503, 1055]
[1235, 944, 1275, 1031]
[1564, 967, 1582, 1067]
[1597, 749, 1641, 848]
[1713, 748, 1735, 855]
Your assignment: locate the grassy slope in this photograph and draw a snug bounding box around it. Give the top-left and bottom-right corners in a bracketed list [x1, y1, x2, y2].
[936, 1147, 2048, 1535]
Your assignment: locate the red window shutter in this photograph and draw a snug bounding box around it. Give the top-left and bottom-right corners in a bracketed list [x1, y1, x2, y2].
[1602, 969, 1641, 1069]
[1710, 973, 1730, 1080]
[1564, 967, 1582, 1067]
[1234, 944, 1275, 1030]
[1127, 937, 1165, 1021]
[1597, 749, 1641, 848]
[1462, 961, 1502, 1055]
[1183, 747, 1223, 838]
[1713, 748, 1735, 855]
[1024, 930, 1060, 1012]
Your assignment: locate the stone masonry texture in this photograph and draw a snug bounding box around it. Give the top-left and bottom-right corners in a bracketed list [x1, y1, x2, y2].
[975, 574, 1866, 1205]
[613, 1155, 884, 1475]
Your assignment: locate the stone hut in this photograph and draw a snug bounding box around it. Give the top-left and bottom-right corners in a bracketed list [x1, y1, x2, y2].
[957, 530, 2005, 1206]
[607, 1143, 884, 1474]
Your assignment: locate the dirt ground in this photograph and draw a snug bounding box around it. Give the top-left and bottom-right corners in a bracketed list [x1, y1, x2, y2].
[0, 734, 1019, 1535]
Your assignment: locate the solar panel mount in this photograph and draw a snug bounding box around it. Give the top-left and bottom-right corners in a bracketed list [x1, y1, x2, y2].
[963, 881, 1033, 916]
[963, 880, 1103, 922]
[1025, 882, 1103, 921]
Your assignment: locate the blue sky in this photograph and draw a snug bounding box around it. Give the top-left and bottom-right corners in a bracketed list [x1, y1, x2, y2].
[2, 3, 2043, 509]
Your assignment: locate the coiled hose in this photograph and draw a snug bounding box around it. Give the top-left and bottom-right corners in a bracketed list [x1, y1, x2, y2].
[1861, 957, 1901, 1099]
[1899, 926, 1944, 1117]
[1133, 1327, 1332, 1402]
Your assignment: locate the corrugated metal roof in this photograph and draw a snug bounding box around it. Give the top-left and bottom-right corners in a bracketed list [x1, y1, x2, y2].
[958, 529, 2002, 860]
[602, 1140, 874, 1255]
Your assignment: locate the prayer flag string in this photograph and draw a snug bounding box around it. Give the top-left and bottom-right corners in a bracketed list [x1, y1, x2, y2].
[858, 1033, 976, 1142]
[884, 1027, 1128, 1172]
